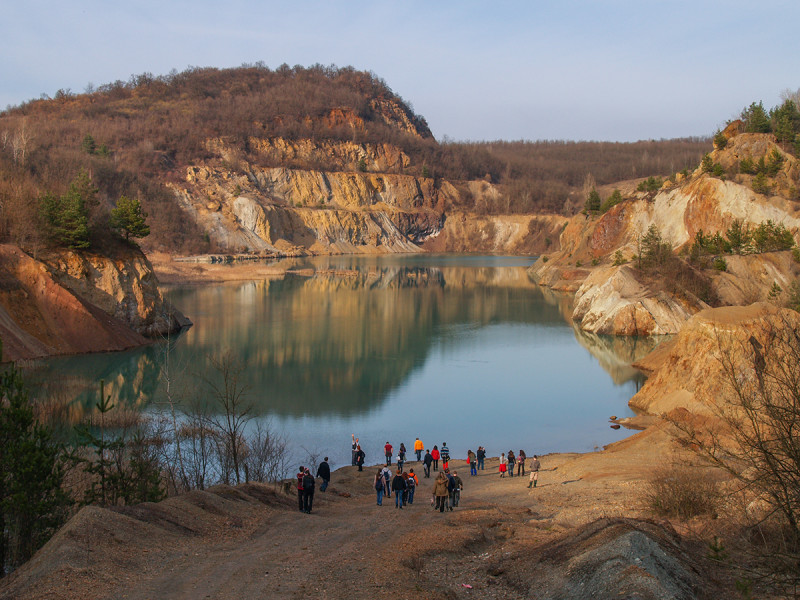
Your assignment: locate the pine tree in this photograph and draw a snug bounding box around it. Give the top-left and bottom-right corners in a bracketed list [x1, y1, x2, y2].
[0, 342, 71, 575]
[110, 196, 150, 241]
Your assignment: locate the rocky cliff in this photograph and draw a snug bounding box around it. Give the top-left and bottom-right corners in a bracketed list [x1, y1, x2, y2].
[531, 132, 800, 335]
[628, 302, 800, 416]
[0, 244, 189, 362]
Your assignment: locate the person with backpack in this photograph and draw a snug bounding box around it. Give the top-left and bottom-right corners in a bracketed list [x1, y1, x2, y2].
[451, 471, 463, 507]
[302, 468, 315, 513]
[431, 445, 440, 472]
[391, 471, 407, 509]
[382, 465, 392, 498]
[384, 441, 393, 466]
[477, 446, 486, 471]
[355, 445, 365, 471]
[296, 465, 305, 512]
[445, 469, 456, 511]
[407, 469, 418, 504]
[414, 437, 424, 462]
[441, 442, 450, 470]
[423, 449, 433, 478]
[374, 469, 385, 505]
[317, 457, 331, 492]
[468, 449, 477, 476]
[433, 472, 449, 512]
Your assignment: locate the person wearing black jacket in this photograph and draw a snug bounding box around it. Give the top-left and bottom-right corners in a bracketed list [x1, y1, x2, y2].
[317, 457, 331, 492]
[423, 450, 433, 478]
[476, 446, 486, 471]
[355, 446, 365, 471]
[301, 468, 315, 513]
[391, 472, 407, 509]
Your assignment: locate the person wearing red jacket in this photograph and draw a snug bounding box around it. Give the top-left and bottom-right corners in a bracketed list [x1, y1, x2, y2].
[384, 441, 393, 466]
[431, 445, 440, 471]
[295, 465, 305, 512]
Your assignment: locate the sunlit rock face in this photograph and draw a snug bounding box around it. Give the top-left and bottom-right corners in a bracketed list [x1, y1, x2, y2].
[0, 244, 187, 361]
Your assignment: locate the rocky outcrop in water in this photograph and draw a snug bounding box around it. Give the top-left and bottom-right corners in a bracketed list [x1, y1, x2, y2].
[0, 244, 189, 362]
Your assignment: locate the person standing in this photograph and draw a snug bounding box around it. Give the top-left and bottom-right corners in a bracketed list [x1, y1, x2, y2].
[296, 465, 305, 511]
[398, 444, 406, 472]
[423, 449, 433, 478]
[452, 471, 463, 507]
[407, 469, 418, 504]
[431, 445, 440, 472]
[467, 449, 477, 476]
[351, 434, 358, 466]
[507, 450, 516, 477]
[441, 442, 450, 471]
[384, 441, 393, 466]
[382, 465, 392, 497]
[317, 457, 331, 492]
[499, 453, 507, 477]
[528, 455, 541, 488]
[445, 469, 456, 511]
[433, 472, 449, 512]
[477, 446, 486, 471]
[355, 445, 365, 471]
[414, 437, 424, 462]
[392, 471, 407, 509]
[517, 450, 526, 477]
[302, 468, 315, 513]
[374, 469, 385, 505]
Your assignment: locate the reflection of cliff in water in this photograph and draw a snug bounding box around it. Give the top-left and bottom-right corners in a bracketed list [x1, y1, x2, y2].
[570, 325, 665, 386]
[30, 258, 646, 420]
[165, 264, 567, 417]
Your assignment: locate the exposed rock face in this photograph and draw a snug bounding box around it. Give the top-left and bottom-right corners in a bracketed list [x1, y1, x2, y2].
[629, 303, 800, 416]
[0, 245, 188, 362]
[174, 139, 455, 254]
[422, 213, 568, 255]
[531, 133, 800, 336]
[572, 266, 704, 335]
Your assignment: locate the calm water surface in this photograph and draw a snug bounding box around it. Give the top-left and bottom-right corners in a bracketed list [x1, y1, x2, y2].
[31, 255, 660, 470]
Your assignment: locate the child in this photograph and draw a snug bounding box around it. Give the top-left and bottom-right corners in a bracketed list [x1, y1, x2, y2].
[499, 453, 507, 477]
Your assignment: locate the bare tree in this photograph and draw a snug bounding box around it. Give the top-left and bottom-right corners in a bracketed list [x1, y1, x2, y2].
[200, 351, 252, 485]
[669, 310, 800, 591]
[244, 420, 288, 483]
[10, 120, 31, 165]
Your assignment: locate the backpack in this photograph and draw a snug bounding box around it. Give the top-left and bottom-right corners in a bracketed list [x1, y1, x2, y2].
[407, 476, 416, 489]
[375, 477, 384, 491]
[447, 476, 456, 492]
[383, 470, 390, 482]
[302, 474, 315, 491]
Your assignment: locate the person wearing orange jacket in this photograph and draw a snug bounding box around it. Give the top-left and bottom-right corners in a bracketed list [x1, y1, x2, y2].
[414, 437, 424, 461]
[406, 468, 419, 504]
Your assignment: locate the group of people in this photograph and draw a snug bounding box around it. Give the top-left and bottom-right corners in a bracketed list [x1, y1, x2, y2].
[295, 437, 542, 516]
[373, 466, 420, 508]
[295, 457, 331, 514]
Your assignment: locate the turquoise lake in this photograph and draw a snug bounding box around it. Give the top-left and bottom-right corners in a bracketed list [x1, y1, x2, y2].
[30, 255, 659, 471]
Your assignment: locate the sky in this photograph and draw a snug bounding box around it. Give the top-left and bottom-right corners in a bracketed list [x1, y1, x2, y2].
[2, 1, 799, 142]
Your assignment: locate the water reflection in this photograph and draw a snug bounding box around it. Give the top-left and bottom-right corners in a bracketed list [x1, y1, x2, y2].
[27, 255, 658, 455]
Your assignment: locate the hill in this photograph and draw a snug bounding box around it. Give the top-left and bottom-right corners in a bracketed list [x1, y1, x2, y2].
[0, 64, 707, 257]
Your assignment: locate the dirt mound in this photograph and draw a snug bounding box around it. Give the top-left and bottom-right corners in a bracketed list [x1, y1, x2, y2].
[522, 518, 706, 599]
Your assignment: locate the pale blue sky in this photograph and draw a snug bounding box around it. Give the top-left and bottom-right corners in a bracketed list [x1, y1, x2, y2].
[2, 1, 798, 141]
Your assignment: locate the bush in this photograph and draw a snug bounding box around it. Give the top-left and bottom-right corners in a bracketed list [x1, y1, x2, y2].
[713, 130, 728, 150]
[739, 157, 756, 175]
[713, 257, 727, 271]
[752, 172, 771, 195]
[645, 464, 720, 520]
[612, 250, 627, 266]
[637, 176, 663, 192]
[600, 189, 623, 213]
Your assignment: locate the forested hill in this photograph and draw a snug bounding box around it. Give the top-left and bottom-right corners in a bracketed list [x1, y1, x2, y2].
[0, 64, 708, 255]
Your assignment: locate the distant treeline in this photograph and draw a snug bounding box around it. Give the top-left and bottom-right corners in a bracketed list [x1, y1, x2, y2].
[0, 64, 709, 253]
